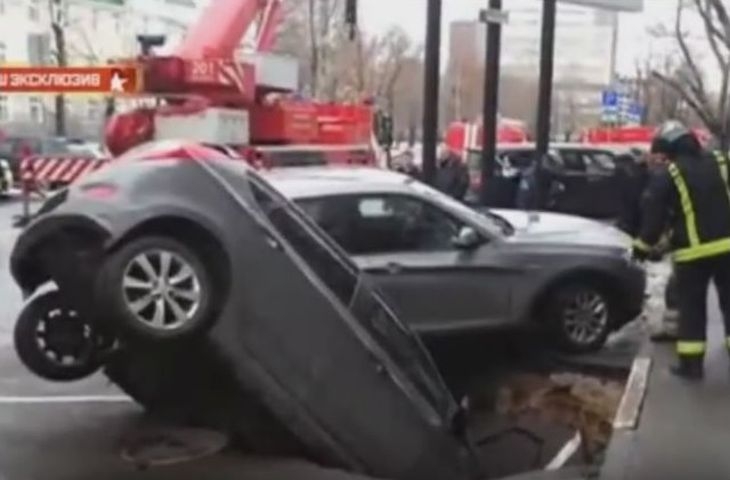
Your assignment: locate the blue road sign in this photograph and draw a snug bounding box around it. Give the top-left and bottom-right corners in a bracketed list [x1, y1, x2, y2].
[602, 90, 618, 108]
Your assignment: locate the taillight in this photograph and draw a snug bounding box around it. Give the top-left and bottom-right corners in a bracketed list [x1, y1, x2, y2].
[79, 183, 118, 200]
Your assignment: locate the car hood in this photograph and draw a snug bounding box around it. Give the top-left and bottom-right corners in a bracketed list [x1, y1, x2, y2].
[492, 209, 630, 249]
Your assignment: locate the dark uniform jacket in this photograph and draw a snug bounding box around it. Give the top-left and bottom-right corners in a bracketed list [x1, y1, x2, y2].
[615, 155, 649, 237]
[434, 157, 469, 201]
[636, 149, 730, 263]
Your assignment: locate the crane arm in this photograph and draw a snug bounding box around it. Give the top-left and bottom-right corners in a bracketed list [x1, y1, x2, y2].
[254, 0, 283, 52]
[176, 0, 266, 59]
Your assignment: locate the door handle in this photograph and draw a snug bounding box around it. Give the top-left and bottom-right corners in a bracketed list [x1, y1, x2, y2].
[385, 262, 402, 274]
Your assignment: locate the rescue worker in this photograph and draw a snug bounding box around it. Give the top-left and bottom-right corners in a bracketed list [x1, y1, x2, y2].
[633, 121, 730, 379]
[434, 149, 469, 201]
[617, 149, 680, 342]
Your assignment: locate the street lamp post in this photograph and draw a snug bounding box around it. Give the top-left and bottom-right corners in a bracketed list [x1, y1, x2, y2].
[479, 0, 504, 206]
[533, 0, 557, 209]
[421, 0, 442, 185]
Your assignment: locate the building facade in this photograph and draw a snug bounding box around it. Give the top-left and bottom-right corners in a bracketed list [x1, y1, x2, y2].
[446, 0, 620, 132]
[0, 0, 200, 138]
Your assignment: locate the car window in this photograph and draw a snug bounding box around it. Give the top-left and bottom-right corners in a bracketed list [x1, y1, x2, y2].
[583, 151, 616, 174]
[349, 194, 463, 255]
[558, 150, 586, 172]
[297, 196, 358, 252]
[498, 150, 534, 169]
[42, 138, 70, 154]
[249, 180, 359, 306]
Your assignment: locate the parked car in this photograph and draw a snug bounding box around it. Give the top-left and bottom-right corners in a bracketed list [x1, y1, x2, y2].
[9, 142, 477, 480]
[264, 167, 647, 352]
[465, 143, 639, 219]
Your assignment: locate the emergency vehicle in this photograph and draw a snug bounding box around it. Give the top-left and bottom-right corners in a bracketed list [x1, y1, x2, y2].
[21, 0, 378, 190]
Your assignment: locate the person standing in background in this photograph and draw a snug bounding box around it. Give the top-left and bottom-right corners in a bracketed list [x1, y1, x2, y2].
[433, 149, 469, 201]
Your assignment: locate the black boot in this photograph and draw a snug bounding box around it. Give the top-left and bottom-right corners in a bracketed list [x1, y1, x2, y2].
[670, 356, 704, 380]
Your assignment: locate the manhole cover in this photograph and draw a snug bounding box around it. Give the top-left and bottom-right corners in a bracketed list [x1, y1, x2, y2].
[120, 426, 229, 467]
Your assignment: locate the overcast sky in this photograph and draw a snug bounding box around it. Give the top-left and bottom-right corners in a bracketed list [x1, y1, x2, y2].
[359, 0, 677, 76]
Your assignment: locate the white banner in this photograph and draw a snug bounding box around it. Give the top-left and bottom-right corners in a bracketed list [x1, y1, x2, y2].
[560, 0, 643, 12]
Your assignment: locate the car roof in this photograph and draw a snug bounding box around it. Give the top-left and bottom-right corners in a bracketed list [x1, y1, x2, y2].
[494, 142, 613, 151]
[263, 167, 413, 199]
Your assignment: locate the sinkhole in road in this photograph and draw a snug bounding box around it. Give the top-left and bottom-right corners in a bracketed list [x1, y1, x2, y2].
[425, 327, 644, 479]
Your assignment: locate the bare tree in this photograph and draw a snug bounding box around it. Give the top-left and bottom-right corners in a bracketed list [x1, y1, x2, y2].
[276, 0, 344, 98]
[371, 27, 415, 113]
[635, 55, 693, 123]
[652, 0, 730, 149]
[48, 0, 68, 136]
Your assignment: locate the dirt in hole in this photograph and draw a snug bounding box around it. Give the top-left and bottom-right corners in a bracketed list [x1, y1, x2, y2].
[474, 372, 625, 461]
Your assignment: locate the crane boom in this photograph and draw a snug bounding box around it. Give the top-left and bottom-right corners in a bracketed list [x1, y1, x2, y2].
[254, 0, 283, 52]
[176, 0, 264, 58]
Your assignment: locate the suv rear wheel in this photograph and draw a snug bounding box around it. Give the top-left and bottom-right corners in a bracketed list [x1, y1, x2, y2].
[98, 236, 217, 343]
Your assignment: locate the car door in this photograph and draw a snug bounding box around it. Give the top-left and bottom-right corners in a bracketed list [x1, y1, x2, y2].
[547, 149, 593, 217]
[581, 150, 621, 218]
[305, 193, 514, 335]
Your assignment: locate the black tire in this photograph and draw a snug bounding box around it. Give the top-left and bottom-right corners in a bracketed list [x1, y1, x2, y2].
[546, 282, 614, 353]
[14, 290, 101, 381]
[97, 235, 217, 343]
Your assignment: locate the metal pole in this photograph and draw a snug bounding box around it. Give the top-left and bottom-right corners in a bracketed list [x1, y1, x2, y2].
[609, 12, 619, 85]
[480, 0, 502, 206]
[421, 0, 442, 185]
[533, 0, 557, 209]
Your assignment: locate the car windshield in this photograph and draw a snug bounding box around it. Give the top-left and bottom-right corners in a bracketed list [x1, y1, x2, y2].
[409, 179, 512, 236]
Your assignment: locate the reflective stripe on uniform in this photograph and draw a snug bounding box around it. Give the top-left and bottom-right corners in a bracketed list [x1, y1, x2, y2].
[677, 341, 706, 356]
[668, 163, 700, 246]
[669, 159, 730, 262]
[674, 237, 730, 262]
[714, 152, 730, 206]
[632, 238, 651, 252]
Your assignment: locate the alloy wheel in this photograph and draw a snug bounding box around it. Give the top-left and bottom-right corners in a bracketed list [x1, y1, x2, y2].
[561, 290, 609, 346]
[122, 249, 202, 332]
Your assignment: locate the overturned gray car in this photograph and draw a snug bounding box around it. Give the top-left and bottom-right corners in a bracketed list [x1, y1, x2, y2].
[9, 144, 478, 480]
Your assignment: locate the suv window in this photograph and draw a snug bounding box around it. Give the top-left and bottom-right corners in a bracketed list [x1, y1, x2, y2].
[558, 150, 586, 172]
[304, 194, 464, 255]
[248, 180, 358, 306]
[42, 138, 71, 154]
[498, 150, 534, 170]
[584, 151, 616, 174]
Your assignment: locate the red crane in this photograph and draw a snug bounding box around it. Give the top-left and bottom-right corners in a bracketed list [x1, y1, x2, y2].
[104, 0, 374, 167]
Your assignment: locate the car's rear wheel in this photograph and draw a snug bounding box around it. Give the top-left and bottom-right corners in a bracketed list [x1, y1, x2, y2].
[546, 283, 613, 353]
[98, 236, 216, 343]
[14, 290, 102, 381]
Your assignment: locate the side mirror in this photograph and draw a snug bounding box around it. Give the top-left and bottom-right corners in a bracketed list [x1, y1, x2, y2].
[452, 226, 482, 250]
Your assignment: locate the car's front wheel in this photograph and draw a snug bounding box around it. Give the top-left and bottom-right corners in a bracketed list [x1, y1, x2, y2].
[98, 236, 216, 343]
[546, 283, 614, 353]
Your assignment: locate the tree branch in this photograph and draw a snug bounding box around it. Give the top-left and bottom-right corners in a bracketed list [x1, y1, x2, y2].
[653, 70, 720, 135]
[694, 0, 727, 71]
